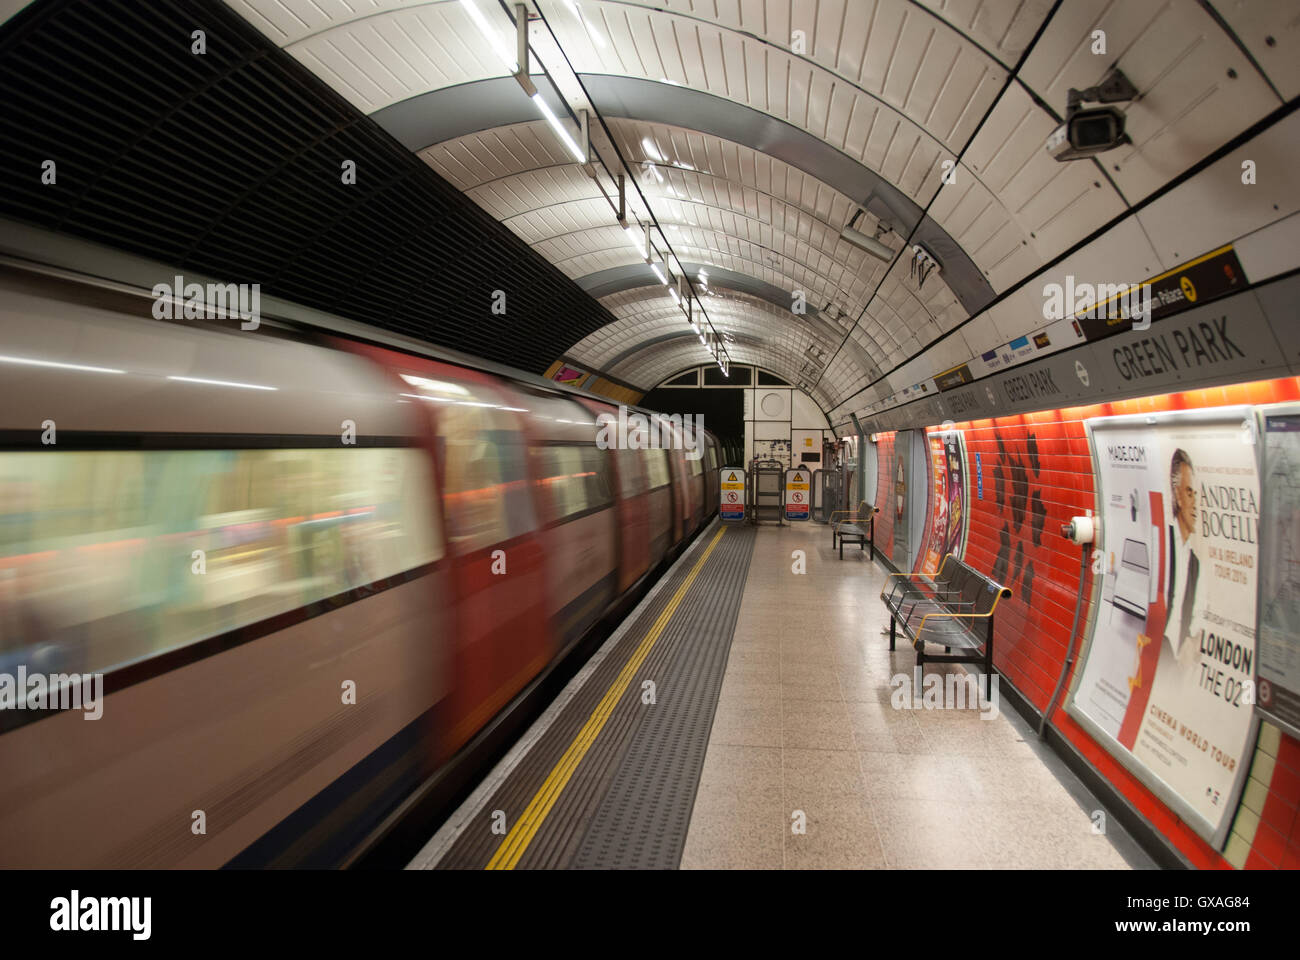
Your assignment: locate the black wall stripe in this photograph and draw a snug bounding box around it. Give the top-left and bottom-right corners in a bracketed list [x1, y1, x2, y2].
[0, 0, 619, 374]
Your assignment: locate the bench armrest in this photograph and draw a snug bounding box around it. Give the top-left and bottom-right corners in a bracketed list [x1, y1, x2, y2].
[916, 591, 1006, 637]
[898, 597, 974, 629]
[883, 571, 944, 602]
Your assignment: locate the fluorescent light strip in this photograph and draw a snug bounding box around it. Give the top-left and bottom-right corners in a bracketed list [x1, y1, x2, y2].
[167, 375, 276, 391]
[461, 0, 518, 72]
[624, 225, 646, 258]
[0, 354, 125, 375]
[566, 0, 606, 48]
[530, 93, 587, 163]
[650, 263, 667, 285]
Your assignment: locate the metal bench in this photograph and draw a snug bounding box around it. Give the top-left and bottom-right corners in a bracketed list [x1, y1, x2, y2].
[829, 501, 876, 560]
[880, 555, 1010, 700]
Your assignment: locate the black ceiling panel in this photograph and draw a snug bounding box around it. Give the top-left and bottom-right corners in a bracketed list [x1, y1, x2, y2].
[0, 0, 617, 373]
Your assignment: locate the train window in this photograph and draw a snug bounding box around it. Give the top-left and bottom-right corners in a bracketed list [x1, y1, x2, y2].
[434, 390, 536, 553]
[615, 449, 647, 498]
[645, 448, 671, 490]
[689, 454, 703, 476]
[707, 444, 718, 471]
[531, 444, 614, 522]
[0, 447, 440, 678]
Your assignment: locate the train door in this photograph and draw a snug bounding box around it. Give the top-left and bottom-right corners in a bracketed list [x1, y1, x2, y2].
[383, 361, 550, 756]
[644, 447, 673, 559]
[613, 447, 650, 591]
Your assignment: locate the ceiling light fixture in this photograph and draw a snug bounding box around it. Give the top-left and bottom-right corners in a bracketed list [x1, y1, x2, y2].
[461, 0, 518, 73]
[531, 93, 588, 163]
[839, 223, 893, 263]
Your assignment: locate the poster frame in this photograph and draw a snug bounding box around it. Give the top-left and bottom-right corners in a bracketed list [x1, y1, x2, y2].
[918, 428, 970, 574]
[1065, 406, 1262, 850]
[1255, 402, 1300, 741]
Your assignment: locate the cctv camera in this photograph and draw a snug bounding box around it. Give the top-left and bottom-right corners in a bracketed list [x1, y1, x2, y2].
[1048, 68, 1137, 162]
[1048, 106, 1131, 161]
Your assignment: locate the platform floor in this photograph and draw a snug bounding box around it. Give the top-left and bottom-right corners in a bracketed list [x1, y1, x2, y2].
[412, 519, 1154, 870]
[683, 522, 1150, 870]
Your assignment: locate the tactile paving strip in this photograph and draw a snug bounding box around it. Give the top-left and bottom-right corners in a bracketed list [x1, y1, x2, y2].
[569, 525, 755, 869]
[430, 521, 754, 869]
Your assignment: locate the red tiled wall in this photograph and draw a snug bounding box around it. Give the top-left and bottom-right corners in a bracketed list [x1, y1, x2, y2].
[873, 376, 1300, 870]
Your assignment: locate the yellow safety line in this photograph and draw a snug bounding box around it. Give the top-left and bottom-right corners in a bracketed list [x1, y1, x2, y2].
[485, 525, 728, 870]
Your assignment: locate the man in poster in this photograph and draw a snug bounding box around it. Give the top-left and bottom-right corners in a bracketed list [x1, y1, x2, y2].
[1071, 410, 1260, 845]
[1165, 449, 1200, 661]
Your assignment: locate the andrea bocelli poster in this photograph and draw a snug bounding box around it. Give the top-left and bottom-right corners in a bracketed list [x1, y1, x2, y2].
[1070, 408, 1260, 846]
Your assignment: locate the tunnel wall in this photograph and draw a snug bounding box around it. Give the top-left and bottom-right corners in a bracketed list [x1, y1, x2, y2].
[873, 375, 1300, 869]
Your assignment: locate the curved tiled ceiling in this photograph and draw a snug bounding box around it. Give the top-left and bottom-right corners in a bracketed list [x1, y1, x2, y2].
[226, 0, 1294, 420]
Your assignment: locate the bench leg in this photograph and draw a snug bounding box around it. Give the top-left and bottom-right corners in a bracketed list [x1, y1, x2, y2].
[889, 615, 895, 651]
[839, 539, 844, 559]
[985, 618, 994, 702]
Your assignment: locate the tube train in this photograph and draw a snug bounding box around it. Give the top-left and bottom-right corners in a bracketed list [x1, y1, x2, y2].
[0, 267, 720, 868]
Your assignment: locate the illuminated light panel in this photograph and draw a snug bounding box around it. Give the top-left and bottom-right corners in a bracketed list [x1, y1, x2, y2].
[530, 93, 586, 163]
[461, 0, 518, 73]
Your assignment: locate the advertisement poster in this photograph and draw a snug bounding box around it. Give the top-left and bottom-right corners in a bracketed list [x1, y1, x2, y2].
[551, 363, 587, 385]
[1070, 408, 1260, 845]
[1258, 408, 1300, 738]
[920, 430, 969, 574]
[892, 435, 910, 569]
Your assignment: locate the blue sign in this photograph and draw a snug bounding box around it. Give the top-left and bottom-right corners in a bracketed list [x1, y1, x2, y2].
[975, 452, 983, 500]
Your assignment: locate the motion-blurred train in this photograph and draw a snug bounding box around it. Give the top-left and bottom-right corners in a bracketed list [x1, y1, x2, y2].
[0, 266, 721, 868]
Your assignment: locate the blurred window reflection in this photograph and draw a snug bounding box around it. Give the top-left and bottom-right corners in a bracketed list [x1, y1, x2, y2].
[0, 447, 440, 676]
[645, 449, 671, 490]
[435, 404, 535, 553]
[615, 448, 647, 498]
[531, 445, 614, 524]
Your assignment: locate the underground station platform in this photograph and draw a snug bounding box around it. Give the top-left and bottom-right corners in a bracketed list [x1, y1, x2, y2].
[411, 518, 1151, 871]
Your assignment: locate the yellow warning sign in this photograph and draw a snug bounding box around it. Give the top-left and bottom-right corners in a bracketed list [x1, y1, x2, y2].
[720, 467, 746, 519]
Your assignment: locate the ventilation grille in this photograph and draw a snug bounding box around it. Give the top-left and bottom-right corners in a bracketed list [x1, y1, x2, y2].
[0, 0, 616, 374]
